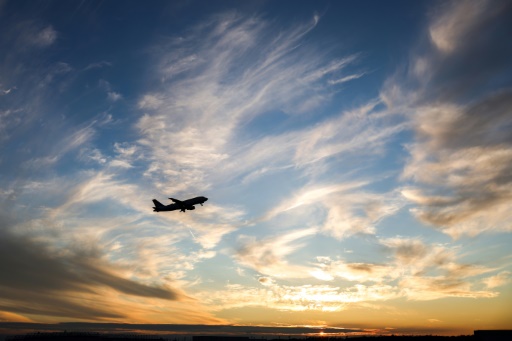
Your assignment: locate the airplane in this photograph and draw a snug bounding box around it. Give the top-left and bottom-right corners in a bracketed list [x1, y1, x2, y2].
[152, 196, 208, 212]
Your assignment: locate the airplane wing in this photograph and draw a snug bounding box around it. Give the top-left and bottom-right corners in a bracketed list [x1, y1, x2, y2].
[169, 198, 183, 204]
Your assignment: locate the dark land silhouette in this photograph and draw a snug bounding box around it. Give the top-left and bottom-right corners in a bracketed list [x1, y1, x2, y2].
[3, 331, 512, 341]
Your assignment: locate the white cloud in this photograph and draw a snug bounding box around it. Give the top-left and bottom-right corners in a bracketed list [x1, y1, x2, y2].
[313, 259, 396, 283]
[328, 72, 365, 85]
[263, 182, 368, 220]
[428, 0, 491, 53]
[234, 228, 318, 278]
[381, 0, 512, 238]
[133, 13, 373, 195]
[23, 123, 96, 169]
[399, 276, 498, 300]
[195, 280, 400, 312]
[138, 94, 163, 109]
[322, 191, 403, 240]
[80, 148, 107, 165]
[33, 26, 57, 47]
[379, 237, 497, 299]
[0, 108, 22, 141]
[483, 271, 511, 289]
[84, 61, 112, 70]
[0, 85, 16, 95]
[263, 182, 405, 240]
[107, 91, 122, 102]
[99, 80, 122, 102]
[401, 98, 512, 238]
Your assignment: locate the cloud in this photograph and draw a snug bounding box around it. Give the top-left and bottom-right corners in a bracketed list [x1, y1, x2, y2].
[401, 91, 512, 238]
[0, 312, 33, 323]
[0, 225, 184, 321]
[0, 174, 229, 323]
[428, 0, 504, 54]
[321, 190, 404, 240]
[233, 228, 496, 303]
[33, 26, 57, 47]
[79, 148, 107, 165]
[263, 182, 368, 220]
[98, 80, 123, 102]
[196, 280, 400, 313]
[107, 91, 122, 102]
[483, 271, 511, 289]
[328, 72, 365, 85]
[199, 236, 500, 311]
[312, 258, 395, 283]
[382, 0, 512, 237]
[8, 23, 58, 49]
[0, 109, 23, 141]
[227, 98, 406, 188]
[380, 237, 497, 299]
[0, 323, 364, 337]
[134, 13, 370, 195]
[84, 61, 112, 71]
[264, 182, 405, 240]
[233, 233, 498, 303]
[399, 276, 498, 300]
[0, 85, 16, 95]
[22, 123, 96, 169]
[234, 228, 318, 278]
[138, 94, 163, 109]
[32, 166, 235, 285]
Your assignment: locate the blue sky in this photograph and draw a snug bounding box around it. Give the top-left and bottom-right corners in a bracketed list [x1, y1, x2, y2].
[1, 0, 512, 336]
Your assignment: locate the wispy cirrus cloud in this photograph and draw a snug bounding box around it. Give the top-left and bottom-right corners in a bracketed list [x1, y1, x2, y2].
[23, 123, 96, 169]
[135, 12, 369, 194]
[327, 72, 366, 85]
[234, 228, 318, 279]
[263, 181, 405, 240]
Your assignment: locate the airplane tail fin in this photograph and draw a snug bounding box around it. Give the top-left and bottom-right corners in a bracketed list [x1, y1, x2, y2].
[152, 199, 165, 211]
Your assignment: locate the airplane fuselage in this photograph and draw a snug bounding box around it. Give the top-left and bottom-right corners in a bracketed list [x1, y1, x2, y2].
[152, 196, 208, 212]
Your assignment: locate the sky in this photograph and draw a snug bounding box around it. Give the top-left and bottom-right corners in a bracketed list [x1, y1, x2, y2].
[1, 0, 512, 337]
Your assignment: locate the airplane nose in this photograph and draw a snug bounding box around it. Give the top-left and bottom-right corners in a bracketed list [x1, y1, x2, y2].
[204, 197, 208, 201]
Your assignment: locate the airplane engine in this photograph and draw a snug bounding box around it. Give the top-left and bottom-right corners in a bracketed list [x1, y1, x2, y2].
[187, 206, 195, 210]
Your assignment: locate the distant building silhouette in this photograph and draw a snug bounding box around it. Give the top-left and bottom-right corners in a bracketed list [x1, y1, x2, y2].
[474, 330, 512, 341]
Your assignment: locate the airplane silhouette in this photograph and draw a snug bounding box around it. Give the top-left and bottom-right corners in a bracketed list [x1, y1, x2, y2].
[152, 196, 208, 212]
